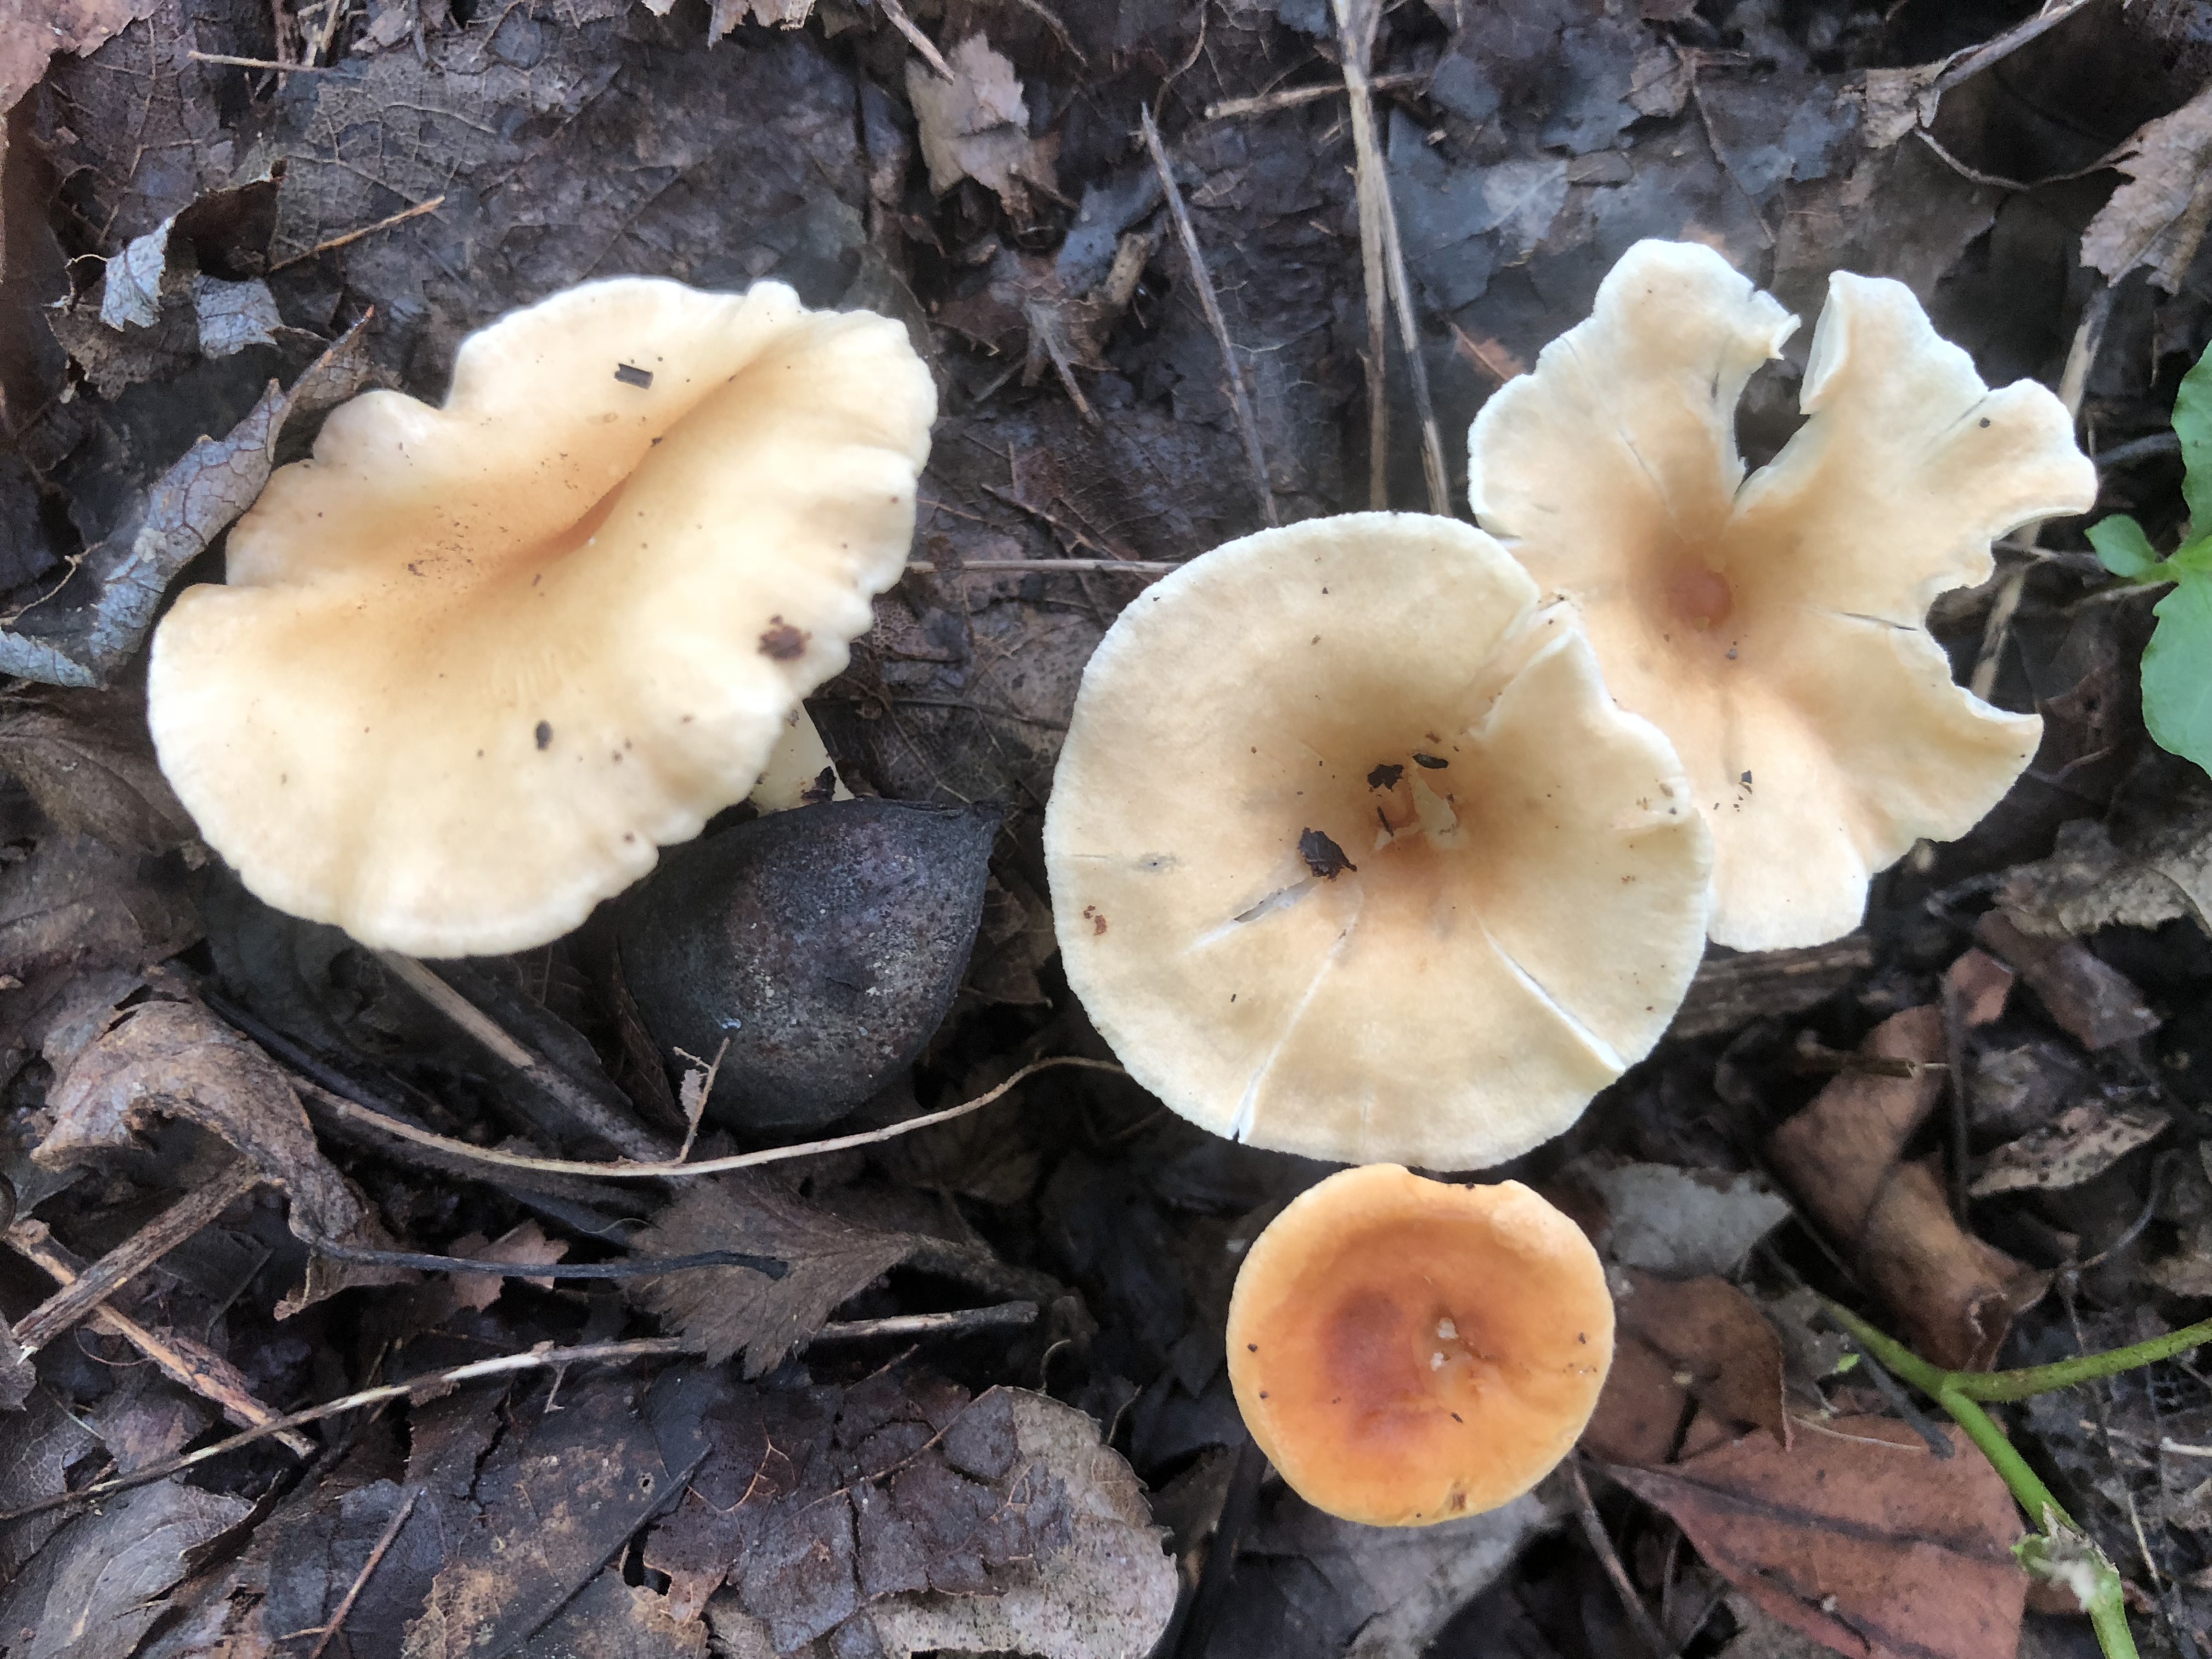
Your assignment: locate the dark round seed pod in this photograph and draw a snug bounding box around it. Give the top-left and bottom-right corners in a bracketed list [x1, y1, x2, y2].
[617, 798, 1001, 1132]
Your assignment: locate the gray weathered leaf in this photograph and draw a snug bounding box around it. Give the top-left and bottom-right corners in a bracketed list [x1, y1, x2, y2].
[0, 687, 196, 853]
[0, 1479, 249, 1659]
[2083, 81, 2212, 292]
[0, 320, 369, 688]
[37, 997, 406, 1313]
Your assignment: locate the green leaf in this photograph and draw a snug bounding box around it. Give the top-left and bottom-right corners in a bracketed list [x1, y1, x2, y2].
[2142, 572, 2212, 777]
[2088, 514, 2163, 578]
[2179, 337, 2212, 533]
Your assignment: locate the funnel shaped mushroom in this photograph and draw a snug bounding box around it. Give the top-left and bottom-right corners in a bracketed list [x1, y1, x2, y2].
[1227, 1164, 1613, 1526]
[148, 279, 934, 956]
[1468, 240, 2096, 951]
[1043, 514, 1711, 1169]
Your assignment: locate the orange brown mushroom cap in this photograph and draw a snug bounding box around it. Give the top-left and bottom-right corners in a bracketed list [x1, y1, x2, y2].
[1226, 1164, 1613, 1527]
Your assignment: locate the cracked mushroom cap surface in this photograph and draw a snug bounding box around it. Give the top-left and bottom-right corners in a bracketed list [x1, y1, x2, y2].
[1042, 513, 1712, 1170]
[148, 278, 934, 957]
[1227, 1164, 1613, 1527]
[1468, 239, 2097, 952]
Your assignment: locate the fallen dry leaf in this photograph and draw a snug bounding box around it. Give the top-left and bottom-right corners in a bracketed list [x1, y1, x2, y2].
[444, 1220, 570, 1312]
[696, 1383, 1174, 1659]
[1769, 1006, 2045, 1370]
[1969, 1099, 2171, 1197]
[1975, 910, 2160, 1051]
[627, 1173, 922, 1375]
[1945, 947, 2015, 1029]
[1575, 1160, 1793, 1278]
[0, 830, 197, 986]
[2082, 80, 2212, 291]
[0, 1477, 250, 1659]
[0, 686, 196, 853]
[1583, 1272, 1788, 1466]
[1611, 1416, 2025, 1659]
[1998, 809, 2212, 939]
[0, 321, 369, 688]
[403, 1376, 697, 1659]
[907, 36, 1058, 213]
[36, 997, 407, 1314]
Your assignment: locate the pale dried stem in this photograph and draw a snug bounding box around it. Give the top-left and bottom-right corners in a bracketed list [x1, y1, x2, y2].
[876, 0, 955, 78]
[1139, 106, 1280, 528]
[270, 196, 444, 273]
[303, 1054, 1125, 1181]
[7, 1220, 314, 1456]
[11, 1156, 260, 1354]
[1334, 0, 1449, 514]
[1206, 70, 1423, 121]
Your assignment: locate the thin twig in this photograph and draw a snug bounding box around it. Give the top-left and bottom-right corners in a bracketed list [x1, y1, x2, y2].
[8, 1221, 314, 1456]
[1138, 106, 1279, 528]
[1568, 1460, 1671, 1658]
[1332, 0, 1449, 513]
[304, 1055, 1125, 1181]
[0, 1337, 695, 1525]
[189, 49, 337, 70]
[1205, 70, 1424, 120]
[307, 1238, 789, 1279]
[377, 955, 665, 1161]
[269, 196, 444, 272]
[875, 0, 954, 78]
[294, 1487, 420, 1659]
[12, 1157, 260, 1354]
[1335, 0, 1392, 509]
[905, 558, 1181, 575]
[812, 1301, 1037, 1341]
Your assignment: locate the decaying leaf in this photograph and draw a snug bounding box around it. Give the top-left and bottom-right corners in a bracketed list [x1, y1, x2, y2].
[1768, 1006, 2045, 1370]
[444, 1220, 570, 1312]
[1975, 910, 2160, 1052]
[1573, 1160, 1794, 1278]
[0, 686, 196, 853]
[1612, 1417, 2025, 1659]
[1588, 1272, 1790, 1465]
[0, 1389, 99, 1578]
[0, 1478, 250, 1659]
[402, 1378, 696, 1659]
[522, 1571, 709, 1659]
[2083, 81, 2212, 292]
[36, 996, 406, 1313]
[0, 830, 197, 986]
[628, 1174, 922, 1375]
[693, 1382, 1173, 1659]
[907, 36, 1058, 212]
[1205, 1487, 1564, 1659]
[1998, 810, 2212, 939]
[0, 322, 370, 688]
[1969, 1099, 2171, 1197]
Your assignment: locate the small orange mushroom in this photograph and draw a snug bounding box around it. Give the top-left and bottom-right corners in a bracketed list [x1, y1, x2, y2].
[1226, 1165, 1613, 1526]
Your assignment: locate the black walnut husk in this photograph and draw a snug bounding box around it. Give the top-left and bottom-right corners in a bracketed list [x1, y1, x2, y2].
[618, 799, 1000, 1132]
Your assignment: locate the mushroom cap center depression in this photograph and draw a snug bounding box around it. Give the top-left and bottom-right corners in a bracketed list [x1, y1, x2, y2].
[1662, 561, 1734, 630]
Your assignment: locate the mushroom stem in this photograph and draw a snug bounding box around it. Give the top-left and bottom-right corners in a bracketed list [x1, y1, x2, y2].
[746, 707, 854, 814]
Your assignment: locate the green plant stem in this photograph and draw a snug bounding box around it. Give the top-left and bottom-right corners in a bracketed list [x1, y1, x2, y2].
[1821, 1300, 2147, 1659]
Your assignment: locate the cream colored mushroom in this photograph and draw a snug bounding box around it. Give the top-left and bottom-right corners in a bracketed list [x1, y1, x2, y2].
[148, 278, 933, 957]
[1043, 513, 1712, 1170]
[1468, 240, 2096, 951]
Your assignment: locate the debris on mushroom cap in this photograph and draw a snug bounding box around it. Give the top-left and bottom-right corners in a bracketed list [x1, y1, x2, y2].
[146, 278, 934, 957]
[1042, 512, 1712, 1170]
[1467, 239, 2097, 953]
[1226, 1164, 1613, 1527]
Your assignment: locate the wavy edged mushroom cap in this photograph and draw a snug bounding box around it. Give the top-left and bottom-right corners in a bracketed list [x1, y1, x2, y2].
[1227, 1164, 1613, 1526]
[149, 278, 934, 956]
[1468, 240, 2096, 951]
[1043, 513, 1711, 1170]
